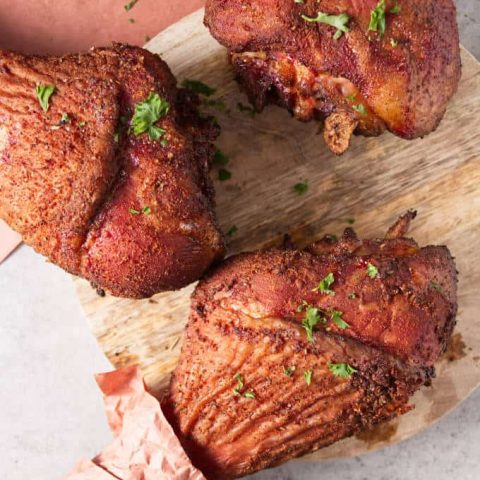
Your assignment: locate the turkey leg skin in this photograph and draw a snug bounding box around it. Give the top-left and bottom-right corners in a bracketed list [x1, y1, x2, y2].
[0, 45, 225, 298]
[205, 0, 461, 154]
[163, 212, 457, 479]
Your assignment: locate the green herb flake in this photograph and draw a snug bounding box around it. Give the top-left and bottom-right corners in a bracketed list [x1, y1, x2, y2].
[131, 92, 170, 141]
[204, 98, 227, 111]
[302, 306, 324, 343]
[182, 79, 216, 97]
[329, 363, 357, 378]
[313, 272, 335, 295]
[218, 168, 232, 181]
[302, 11, 350, 40]
[294, 181, 308, 195]
[390, 2, 401, 14]
[346, 218, 355, 225]
[284, 365, 296, 377]
[160, 138, 169, 147]
[129, 206, 150, 216]
[348, 292, 357, 300]
[345, 93, 357, 102]
[79, 121, 86, 128]
[390, 38, 399, 48]
[296, 300, 309, 313]
[114, 129, 120, 143]
[329, 309, 350, 330]
[226, 225, 238, 237]
[124, 0, 138, 11]
[233, 373, 244, 396]
[243, 390, 256, 399]
[367, 262, 379, 279]
[304, 370, 313, 386]
[213, 149, 229, 166]
[352, 104, 367, 116]
[294, 0, 304, 3]
[35, 84, 56, 112]
[237, 102, 256, 117]
[369, 0, 386, 37]
[430, 281, 444, 293]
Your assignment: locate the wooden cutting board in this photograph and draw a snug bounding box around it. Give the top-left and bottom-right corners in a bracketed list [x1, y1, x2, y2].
[75, 9, 480, 462]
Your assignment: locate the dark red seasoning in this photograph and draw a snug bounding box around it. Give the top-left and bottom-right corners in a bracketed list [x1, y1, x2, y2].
[0, 44, 225, 298]
[163, 212, 458, 479]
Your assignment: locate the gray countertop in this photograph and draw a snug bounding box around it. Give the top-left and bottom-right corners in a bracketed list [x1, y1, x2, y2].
[1, 3, 479, 479]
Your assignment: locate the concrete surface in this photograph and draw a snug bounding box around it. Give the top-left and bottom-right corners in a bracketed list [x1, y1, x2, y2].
[0, 2, 479, 479]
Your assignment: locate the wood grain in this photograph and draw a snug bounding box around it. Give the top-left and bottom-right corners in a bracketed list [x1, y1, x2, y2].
[75, 9, 480, 461]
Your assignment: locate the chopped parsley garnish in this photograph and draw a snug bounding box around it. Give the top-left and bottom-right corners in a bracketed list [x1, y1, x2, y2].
[35, 84, 56, 112]
[124, 0, 138, 11]
[345, 93, 357, 102]
[302, 11, 350, 40]
[297, 300, 309, 312]
[313, 272, 335, 295]
[284, 365, 296, 377]
[233, 373, 255, 398]
[131, 92, 170, 141]
[233, 373, 244, 396]
[79, 121, 86, 128]
[237, 102, 256, 117]
[367, 262, 379, 279]
[302, 306, 324, 342]
[329, 363, 357, 378]
[226, 225, 238, 237]
[51, 113, 70, 130]
[348, 292, 357, 300]
[304, 370, 313, 386]
[329, 310, 349, 329]
[294, 181, 308, 195]
[218, 168, 232, 181]
[129, 206, 151, 215]
[213, 149, 229, 166]
[390, 2, 401, 14]
[352, 104, 367, 115]
[182, 79, 216, 97]
[430, 281, 444, 293]
[204, 98, 227, 111]
[369, 0, 386, 36]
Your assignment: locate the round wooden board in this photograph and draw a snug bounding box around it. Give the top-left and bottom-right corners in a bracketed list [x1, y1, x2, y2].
[75, 9, 480, 462]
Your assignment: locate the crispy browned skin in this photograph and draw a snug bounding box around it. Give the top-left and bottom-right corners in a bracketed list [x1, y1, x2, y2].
[205, 0, 461, 154]
[163, 212, 457, 478]
[0, 45, 225, 298]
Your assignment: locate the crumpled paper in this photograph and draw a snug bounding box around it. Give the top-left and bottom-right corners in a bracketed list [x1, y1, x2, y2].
[65, 365, 205, 480]
[0, 220, 21, 264]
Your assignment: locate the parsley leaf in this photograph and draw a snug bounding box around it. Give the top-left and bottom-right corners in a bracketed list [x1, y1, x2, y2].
[233, 373, 244, 396]
[302, 12, 350, 40]
[237, 102, 256, 118]
[352, 104, 367, 115]
[329, 309, 349, 329]
[213, 149, 229, 166]
[390, 38, 399, 48]
[390, 2, 401, 14]
[284, 365, 296, 377]
[244, 391, 256, 399]
[129, 206, 151, 216]
[124, 0, 138, 11]
[226, 225, 238, 237]
[313, 272, 335, 295]
[369, 0, 386, 36]
[131, 92, 170, 141]
[367, 263, 379, 279]
[182, 79, 216, 97]
[218, 168, 232, 181]
[302, 306, 324, 342]
[430, 281, 444, 293]
[348, 292, 357, 299]
[304, 370, 313, 385]
[294, 181, 308, 195]
[329, 363, 357, 378]
[35, 84, 56, 112]
[345, 93, 357, 102]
